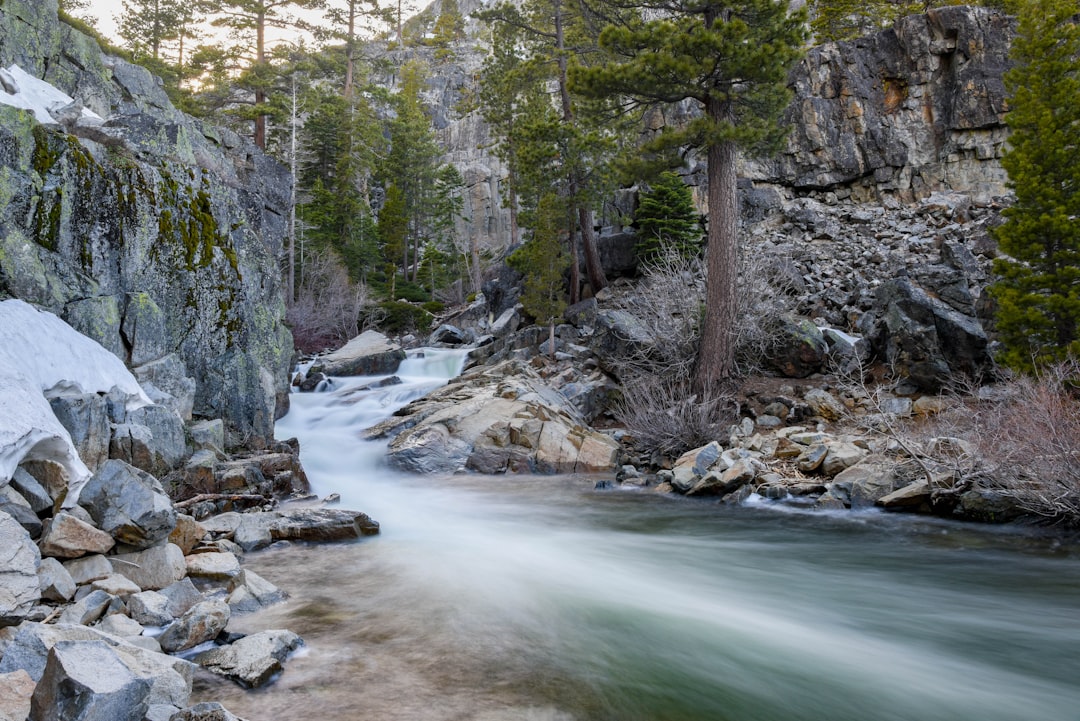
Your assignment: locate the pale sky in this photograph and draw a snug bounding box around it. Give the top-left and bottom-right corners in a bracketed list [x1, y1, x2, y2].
[81, 1, 401, 49]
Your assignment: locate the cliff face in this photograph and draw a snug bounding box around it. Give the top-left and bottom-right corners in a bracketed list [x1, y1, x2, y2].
[754, 5, 1014, 203]
[425, 5, 1014, 250]
[0, 0, 292, 446]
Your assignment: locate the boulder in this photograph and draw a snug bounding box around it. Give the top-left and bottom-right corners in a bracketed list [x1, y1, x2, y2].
[62, 555, 113, 585]
[132, 355, 197, 421]
[57, 589, 114, 626]
[109, 424, 159, 474]
[0, 669, 35, 721]
[863, 277, 989, 391]
[0, 624, 195, 708]
[309, 331, 405, 377]
[671, 442, 723, 492]
[376, 361, 619, 476]
[48, 393, 111, 471]
[225, 570, 287, 614]
[187, 420, 225, 456]
[125, 405, 188, 473]
[169, 515, 208, 555]
[0, 484, 42, 538]
[803, 389, 844, 421]
[91, 574, 142, 598]
[0, 510, 41, 625]
[169, 702, 246, 721]
[30, 640, 151, 721]
[127, 592, 173, 627]
[687, 459, 756, 497]
[158, 579, 203, 618]
[195, 629, 302, 688]
[108, 544, 186, 591]
[831, 456, 917, 509]
[769, 317, 828, 378]
[11, 467, 54, 514]
[78, 459, 177, 549]
[956, 488, 1024, 523]
[38, 557, 76, 603]
[38, 512, 114, 559]
[232, 508, 380, 553]
[158, 600, 230, 654]
[820, 442, 869, 477]
[429, 324, 468, 345]
[876, 481, 933, 511]
[185, 552, 240, 581]
[97, 614, 146, 639]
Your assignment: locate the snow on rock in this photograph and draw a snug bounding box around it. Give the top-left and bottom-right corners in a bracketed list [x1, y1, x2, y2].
[0, 64, 103, 126]
[0, 300, 151, 501]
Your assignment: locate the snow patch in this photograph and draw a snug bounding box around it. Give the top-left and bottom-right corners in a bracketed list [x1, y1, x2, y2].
[0, 64, 103, 125]
[0, 300, 150, 502]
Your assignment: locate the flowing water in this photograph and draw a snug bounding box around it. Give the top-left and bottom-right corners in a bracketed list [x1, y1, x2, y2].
[194, 350, 1080, 721]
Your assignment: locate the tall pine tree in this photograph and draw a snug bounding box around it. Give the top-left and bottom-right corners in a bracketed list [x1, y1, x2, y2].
[990, 0, 1080, 369]
[572, 0, 806, 388]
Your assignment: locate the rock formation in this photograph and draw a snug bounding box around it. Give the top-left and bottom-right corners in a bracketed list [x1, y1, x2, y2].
[0, 0, 293, 447]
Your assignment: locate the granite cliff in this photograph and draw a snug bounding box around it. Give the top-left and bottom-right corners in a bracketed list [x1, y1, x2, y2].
[0, 0, 293, 447]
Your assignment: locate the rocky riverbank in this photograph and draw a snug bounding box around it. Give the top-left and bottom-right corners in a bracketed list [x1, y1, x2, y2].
[0, 300, 380, 721]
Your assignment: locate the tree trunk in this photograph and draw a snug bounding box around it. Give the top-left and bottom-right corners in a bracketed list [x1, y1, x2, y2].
[287, 71, 298, 306]
[568, 205, 580, 306]
[694, 112, 739, 391]
[579, 207, 606, 295]
[553, 0, 606, 298]
[254, 12, 267, 150]
[548, 320, 556, 359]
[344, 0, 356, 98]
[469, 231, 482, 293]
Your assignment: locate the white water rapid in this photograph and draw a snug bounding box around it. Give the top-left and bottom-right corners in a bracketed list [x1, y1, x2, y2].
[194, 350, 1080, 721]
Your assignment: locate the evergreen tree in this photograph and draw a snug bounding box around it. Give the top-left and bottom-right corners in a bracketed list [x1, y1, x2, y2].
[481, 0, 627, 302]
[634, 171, 703, 260]
[382, 60, 442, 284]
[211, 0, 325, 148]
[377, 184, 408, 297]
[990, 0, 1080, 369]
[508, 193, 569, 357]
[572, 0, 806, 388]
[117, 0, 182, 60]
[431, 0, 465, 61]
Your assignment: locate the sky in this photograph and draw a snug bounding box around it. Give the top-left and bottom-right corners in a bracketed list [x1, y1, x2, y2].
[80, 1, 402, 49]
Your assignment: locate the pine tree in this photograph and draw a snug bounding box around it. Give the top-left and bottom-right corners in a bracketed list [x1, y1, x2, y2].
[634, 171, 703, 260]
[990, 0, 1080, 370]
[117, 0, 182, 60]
[382, 60, 442, 284]
[211, 0, 325, 148]
[572, 0, 806, 389]
[431, 0, 465, 62]
[508, 193, 569, 356]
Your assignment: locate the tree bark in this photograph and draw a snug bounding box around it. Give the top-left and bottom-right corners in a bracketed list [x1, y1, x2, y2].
[254, 11, 267, 150]
[579, 207, 606, 295]
[694, 111, 739, 391]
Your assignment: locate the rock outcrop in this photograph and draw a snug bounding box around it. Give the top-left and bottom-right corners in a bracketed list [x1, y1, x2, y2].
[367, 359, 620, 475]
[0, 0, 292, 446]
[754, 6, 1014, 202]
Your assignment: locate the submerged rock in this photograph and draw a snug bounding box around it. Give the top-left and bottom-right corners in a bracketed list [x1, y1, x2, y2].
[195, 630, 302, 688]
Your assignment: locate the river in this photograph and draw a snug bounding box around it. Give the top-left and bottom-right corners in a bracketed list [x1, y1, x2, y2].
[193, 349, 1080, 721]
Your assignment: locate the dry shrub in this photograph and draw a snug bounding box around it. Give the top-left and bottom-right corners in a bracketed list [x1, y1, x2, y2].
[974, 363, 1080, 523]
[614, 378, 737, 459]
[287, 249, 376, 354]
[732, 242, 800, 375]
[611, 251, 705, 385]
